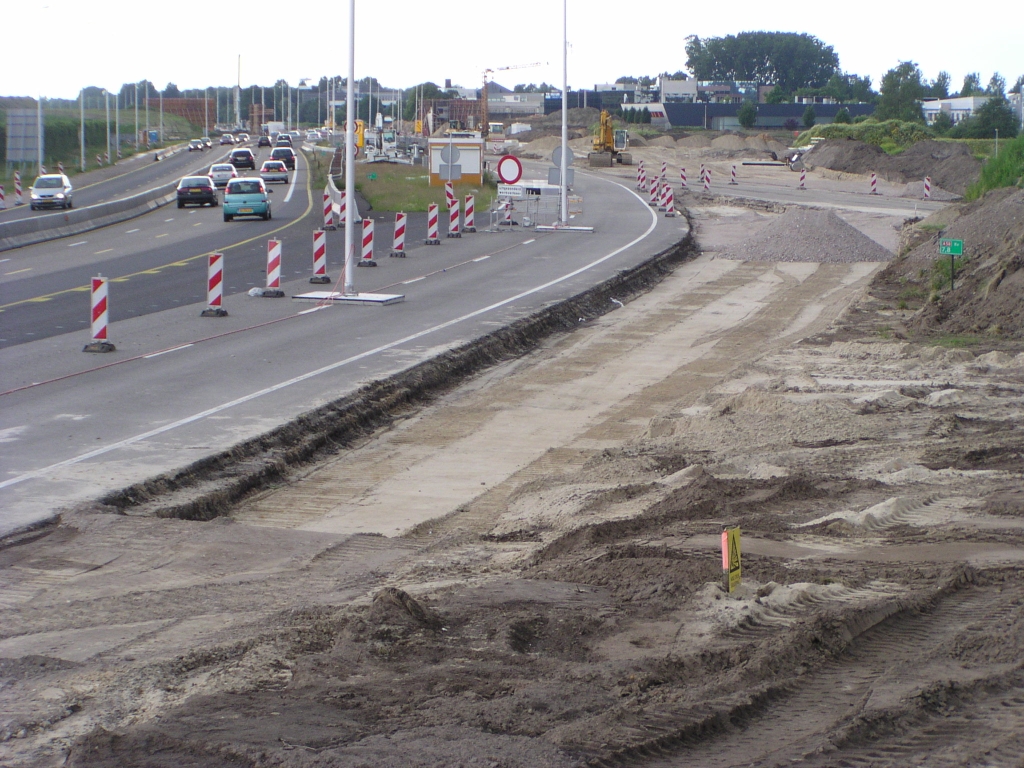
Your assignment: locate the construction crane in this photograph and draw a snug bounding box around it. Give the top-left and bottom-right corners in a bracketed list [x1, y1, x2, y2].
[481, 62, 545, 137]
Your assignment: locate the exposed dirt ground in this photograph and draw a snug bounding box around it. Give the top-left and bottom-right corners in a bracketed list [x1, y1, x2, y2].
[2, 178, 1023, 767]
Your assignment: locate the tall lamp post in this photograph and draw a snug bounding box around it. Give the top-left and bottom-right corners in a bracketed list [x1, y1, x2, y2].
[80, 88, 86, 171]
[103, 89, 111, 163]
[344, 0, 356, 295]
[134, 82, 139, 149]
[559, 0, 568, 225]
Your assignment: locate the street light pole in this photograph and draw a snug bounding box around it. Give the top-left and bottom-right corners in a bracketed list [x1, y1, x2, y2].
[159, 90, 164, 144]
[134, 83, 139, 149]
[344, 0, 356, 295]
[104, 90, 111, 163]
[80, 89, 86, 171]
[37, 94, 44, 174]
[115, 91, 120, 161]
[559, 0, 568, 224]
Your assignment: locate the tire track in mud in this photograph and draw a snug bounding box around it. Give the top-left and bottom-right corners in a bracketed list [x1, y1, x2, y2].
[596, 578, 1024, 767]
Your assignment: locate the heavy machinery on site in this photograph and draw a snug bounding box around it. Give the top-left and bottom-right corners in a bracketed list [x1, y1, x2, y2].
[588, 110, 632, 166]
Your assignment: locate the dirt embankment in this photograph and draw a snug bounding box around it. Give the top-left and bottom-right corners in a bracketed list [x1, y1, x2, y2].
[802, 138, 982, 196]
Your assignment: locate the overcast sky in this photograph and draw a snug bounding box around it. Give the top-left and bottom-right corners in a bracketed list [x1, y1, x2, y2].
[7, 0, 1021, 100]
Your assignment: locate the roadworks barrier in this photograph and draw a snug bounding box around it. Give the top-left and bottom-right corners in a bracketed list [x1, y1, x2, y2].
[0, 181, 177, 252]
[95, 209, 698, 522]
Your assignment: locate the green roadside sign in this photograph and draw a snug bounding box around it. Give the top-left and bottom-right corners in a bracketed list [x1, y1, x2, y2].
[939, 238, 963, 256]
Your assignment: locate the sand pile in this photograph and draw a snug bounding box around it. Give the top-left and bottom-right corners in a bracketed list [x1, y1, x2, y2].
[712, 134, 747, 150]
[627, 132, 648, 146]
[648, 135, 677, 148]
[723, 207, 893, 263]
[678, 134, 713, 148]
[744, 134, 770, 151]
[900, 181, 961, 201]
[803, 139, 981, 195]
[519, 135, 564, 159]
[892, 188, 1024, 339]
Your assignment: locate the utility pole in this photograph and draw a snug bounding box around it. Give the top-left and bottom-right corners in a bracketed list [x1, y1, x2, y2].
[134, 83, 139, 149]
[159, 90, 163, 144]
[104, 90, 111, 163]
[80, 89, 86, 171]
[115, 91, 120, 160]
[344, 0, 356, 295]
[205, 88, 209, 135]
[559, 0, 568, 224]
[37, 95, 43, 174]
[235, 54, 242, 129]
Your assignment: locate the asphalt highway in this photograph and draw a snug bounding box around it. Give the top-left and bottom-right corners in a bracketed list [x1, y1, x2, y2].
[0, 159, 686, 535]
[0, 142, 236, 222]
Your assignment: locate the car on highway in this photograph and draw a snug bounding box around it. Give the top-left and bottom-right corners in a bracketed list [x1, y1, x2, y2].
[270, 146, 296, 170]
[259, 160, 289, 185]
[223, 177, 271, 221]
[219, 134, 235, 145]
[208, 163, 238, 188]
[201, 136, 213, 148]
[176, 175, 218, 208]
[305, 131, 319, 142]
[237, 133, 250, 143]
[188, 139, 205, 152]
[275, 134, 293, 147]
[229, 148, 257, 170]
[257, 135, 272, 148]
[28, 174, 73, 210]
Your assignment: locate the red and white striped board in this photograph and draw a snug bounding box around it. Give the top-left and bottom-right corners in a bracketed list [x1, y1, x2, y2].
[425, 203, 441, 244]
[664, 186, 676, 217]
[463, 194, 476, 232]
[636, 162, 643, 189]
[658, 179, 670, 211]
[923, 176, 932, 199]
[870, 172, 878, 195]
[639, 165, 648, 192]
[14, 171, 23, 205]
[0, 185, 5, 209]
[90, 276, 109, 341]
[680, 168, 687, 190]
[57, 162, 64, 174]
[729, 164, 738, 185]
[323, 190, 334, 230]
[310, 229, 330, 282]
[104, 152, 109, 164]
[260, 239, 284, 296]
[661, 161, 667, 180]
[444, 181, 455, 208]
[338, 190, 347, 227]
[358, 218, 377, 267]
[502, 200, 514, 226]
[447, 199, 461, 238]
[700, 163, 706, 184]
[201, 253, 227, 316]
[390, 212, 407, 257]
[704, 168, 711, 191]
[649, 177, 660, 206]
[798, 169, 807, 190]
[96, 154, 103, 166]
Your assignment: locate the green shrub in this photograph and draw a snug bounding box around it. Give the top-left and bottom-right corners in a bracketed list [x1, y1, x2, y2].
[794, 119, 932, 151]
[833, 107, 851, 124]
[964, 132, 1024, 199]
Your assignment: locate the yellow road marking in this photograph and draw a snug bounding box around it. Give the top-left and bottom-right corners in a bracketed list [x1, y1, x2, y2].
[140, 269, 162, 274]
[95, 248, 113, 254]
[0, 155, 314, 311]
[4, 268, 32, 275]
[155, 233, 169, 238]
[111, 277, 131, 283]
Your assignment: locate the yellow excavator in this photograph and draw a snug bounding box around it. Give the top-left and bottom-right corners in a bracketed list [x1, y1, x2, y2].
[588, 110, 632, 167]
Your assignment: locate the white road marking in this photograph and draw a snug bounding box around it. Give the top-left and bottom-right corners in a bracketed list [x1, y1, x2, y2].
[402, 277, 425, 284]
[472, 255, 491, 262]
[126, 228, 140, 233]
[164, 218, 174, 222]
[0, 259, 10, 264]
[0, 181, 657, 491]
[283, 164, 298, 203]
[144, 344, 194, 359]
[522, 239, 536, 245]
[67, 241, 87, 247]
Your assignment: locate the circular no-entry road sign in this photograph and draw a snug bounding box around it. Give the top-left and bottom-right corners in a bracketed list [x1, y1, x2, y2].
[496, 155, 523, 184]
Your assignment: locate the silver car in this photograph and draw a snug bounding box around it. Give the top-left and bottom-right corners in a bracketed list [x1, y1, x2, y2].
[208, 163, 238, 189]
[29, 174, 73, 210]
[259, 160, 289, 185]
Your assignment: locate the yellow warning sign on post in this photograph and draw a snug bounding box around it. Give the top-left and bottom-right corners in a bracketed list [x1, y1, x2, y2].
[722, 526, 741, 593]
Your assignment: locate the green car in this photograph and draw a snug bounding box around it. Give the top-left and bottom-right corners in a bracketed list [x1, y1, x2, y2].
[223, 177, 272, 221]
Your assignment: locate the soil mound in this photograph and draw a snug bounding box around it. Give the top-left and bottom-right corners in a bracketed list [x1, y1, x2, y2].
[712, 133, 747, 150]
[627, 132, 648, 146]
[886, 188, 1024, 339]
[723, 207, 893, 263]
[745, 134, 770, 151]
[648, 135, 677, 148]
[678, 134, 713, 148]
[803, 139, 981, 195]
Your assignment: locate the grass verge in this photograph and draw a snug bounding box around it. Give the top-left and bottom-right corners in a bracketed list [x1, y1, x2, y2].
[964, 133, 1024, 200]
[347, 160, 496, 213]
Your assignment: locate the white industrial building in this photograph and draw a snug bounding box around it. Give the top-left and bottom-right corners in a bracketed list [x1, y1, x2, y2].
[921, 96, 990, 126]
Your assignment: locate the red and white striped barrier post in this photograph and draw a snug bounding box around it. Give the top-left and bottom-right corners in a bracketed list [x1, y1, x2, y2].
[0, 185, 5, 210]
[425, 203, 441, 244]
[680, 167, 687, 190]
[323, 190, 335, 230]
[310, 229, 330, 283]
[463, 194, 476, 233]
[14, 172, 24, 205]
[447, 198, 461, 238]
[262, 239, 285, 297]
[923, 176, 932, 199]
[658, 179, 670, 211]
[703, 168, 711, 192]
[661, 161, 667, 180]
[83, 276, 116, 352]
[96, 154, 103, 166]
[664, 185, 676, 217]
[729, 164, 738, 185]
[649, 177, 660, 207]
[869, 172, 879, 195]
[798, 169, 807, 190]
[390, 212, 407, 257]
[57, 162, 64, 174]
[699, 163, 706, 184]
[501, 200, 514, 226]
[639, 165, 648, 192]
[636, 161, 643, 189]
[444, 181, 455, 208]
[201, 253, 228, 317]
[104, 152, 110, 164]
[338, 190, 347, 228]
[358, 218, 377, 267]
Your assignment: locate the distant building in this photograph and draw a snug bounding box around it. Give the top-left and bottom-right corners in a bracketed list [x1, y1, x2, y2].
[921, 96, 989, 126]
[658, 76, 698, 103]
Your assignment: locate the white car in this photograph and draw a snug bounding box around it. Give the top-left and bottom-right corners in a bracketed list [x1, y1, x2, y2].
[29, 174, 73, 210]
[208, 163, 238, 188]
[259, 160, 289, 185]
[237, 133, 250, 143]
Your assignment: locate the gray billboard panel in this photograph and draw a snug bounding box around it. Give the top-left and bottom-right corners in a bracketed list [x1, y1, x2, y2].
[5, 109, 43, 163]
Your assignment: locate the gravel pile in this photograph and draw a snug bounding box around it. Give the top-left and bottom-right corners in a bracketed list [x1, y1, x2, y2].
[723, 207, 894, 262]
